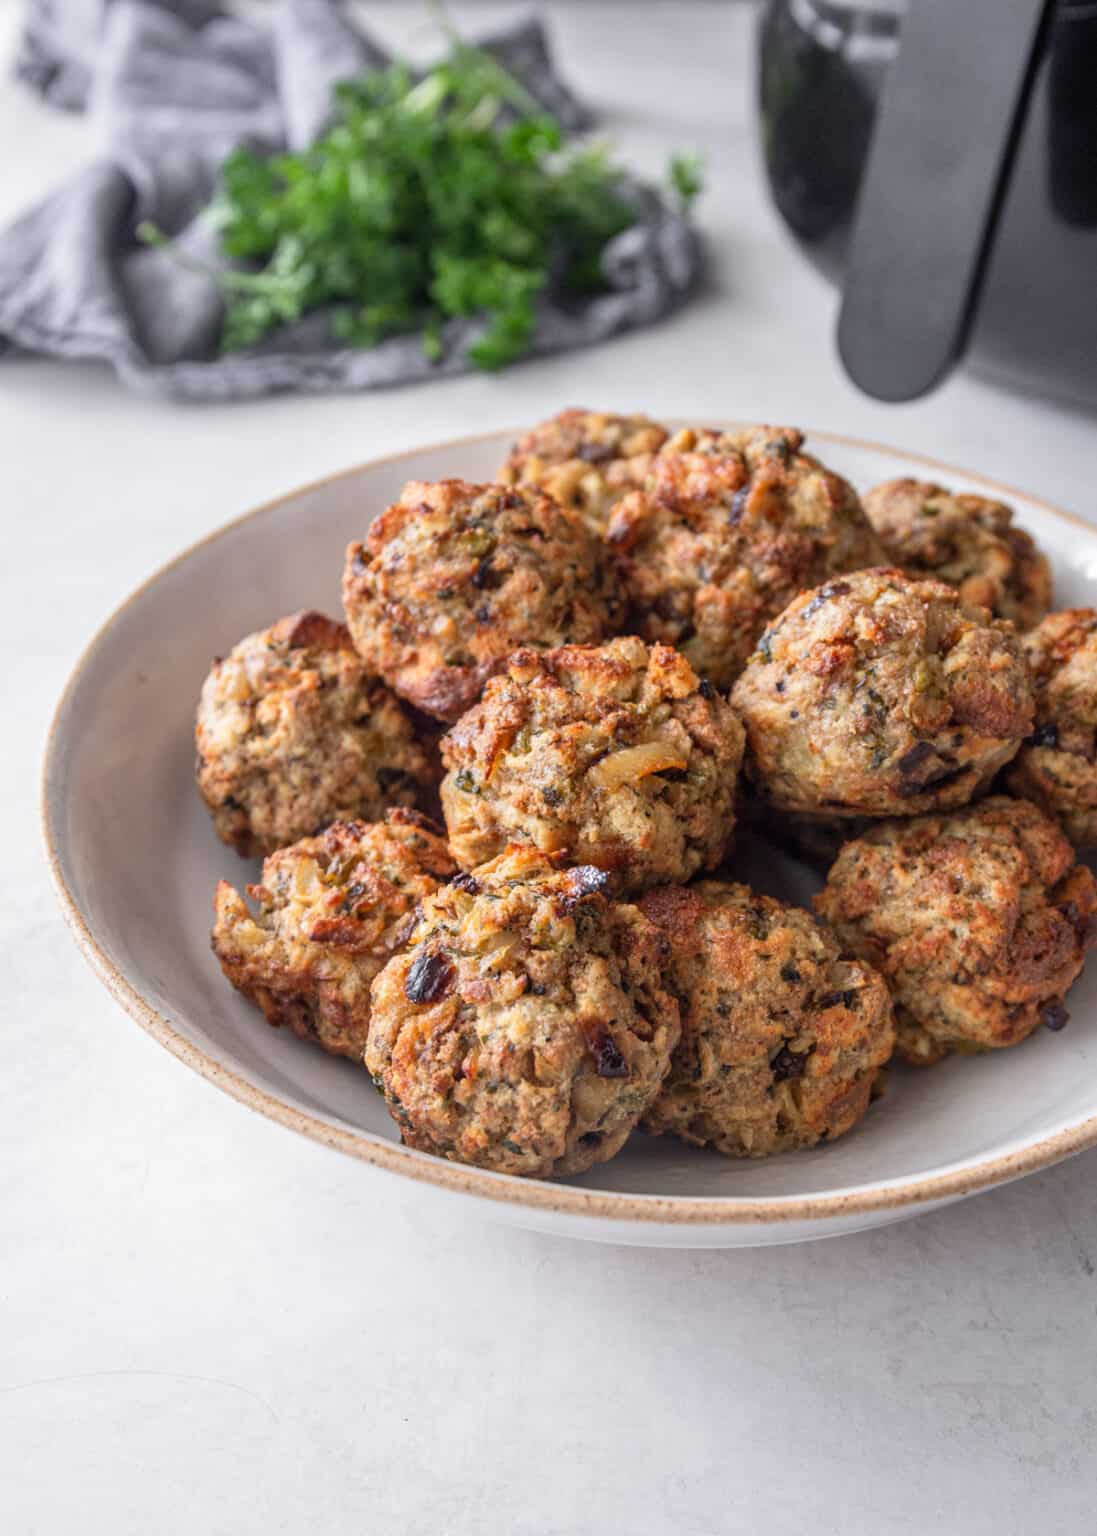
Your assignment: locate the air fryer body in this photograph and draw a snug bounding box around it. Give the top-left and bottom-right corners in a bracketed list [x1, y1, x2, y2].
[759, 0, 1097, 409]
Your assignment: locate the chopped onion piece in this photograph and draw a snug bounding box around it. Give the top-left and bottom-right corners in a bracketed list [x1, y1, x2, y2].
[588, 742, 687, 789]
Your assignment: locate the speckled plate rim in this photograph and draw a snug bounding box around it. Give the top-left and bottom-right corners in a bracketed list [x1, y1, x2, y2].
[41, 423, 1097, 1229]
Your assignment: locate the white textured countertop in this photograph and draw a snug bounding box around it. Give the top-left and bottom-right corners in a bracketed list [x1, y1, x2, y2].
[4, 4, 1097, 1531]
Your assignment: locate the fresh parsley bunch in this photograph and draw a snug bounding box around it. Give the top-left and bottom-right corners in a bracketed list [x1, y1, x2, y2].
[142, 42, 701, 371]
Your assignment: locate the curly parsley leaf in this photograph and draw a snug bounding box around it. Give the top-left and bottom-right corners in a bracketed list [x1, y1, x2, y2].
[669, 151, 705, 211]
[140, 36, 702, 371]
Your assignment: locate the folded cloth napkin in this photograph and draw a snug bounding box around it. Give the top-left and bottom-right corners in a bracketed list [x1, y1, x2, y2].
[2, 0, 702, 400]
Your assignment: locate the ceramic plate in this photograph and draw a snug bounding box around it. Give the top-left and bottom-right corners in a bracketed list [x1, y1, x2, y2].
[42, 425, 1097, 1248]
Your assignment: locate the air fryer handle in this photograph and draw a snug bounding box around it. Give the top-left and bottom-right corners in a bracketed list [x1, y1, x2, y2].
[837, 0, 1054, 402]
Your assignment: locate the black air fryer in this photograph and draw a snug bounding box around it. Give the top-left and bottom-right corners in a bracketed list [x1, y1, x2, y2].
[758, 0, 1097, 408]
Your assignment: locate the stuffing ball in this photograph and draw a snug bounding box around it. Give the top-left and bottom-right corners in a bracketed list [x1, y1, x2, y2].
[815, 796, 1097, 1065]
[439, 637, 745, 893]
[639, 882, 894, 1156]
[342, 479, 624, 723]
[731, 567, 1035, 818]
[212, 811, 455, 1061]
[606, 425, 886, 689]
[863, 478, 1051, 630]
[365, 846, 680, 1178]
[497, 408, 669, 535]
[196, 611, 435, 858]
[1006, 609, 1097, 847]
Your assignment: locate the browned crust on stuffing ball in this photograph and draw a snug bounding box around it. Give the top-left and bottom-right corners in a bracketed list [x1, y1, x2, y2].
[439, 636, 745, 893]
[405, 658, 501, 726]
[639, 881, 894, 1157]
[731, 567, 1034, 818]
[212, 810, 455, 1061]
[815, 796, 1097, 1064]
[1006, 609, 1097, 848]
[497, 408, 669, 535]
[863, 478, 1052, 631]
[605, 425, 886, 689]
[195, 611, 436, 857]
[341, 479, 624, 722]
[365, 844, 680, 1178]
[267, 610, 352, 652]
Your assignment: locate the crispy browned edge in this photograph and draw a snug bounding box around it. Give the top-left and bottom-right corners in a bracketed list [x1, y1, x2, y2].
[40, 424, 1097, 1229]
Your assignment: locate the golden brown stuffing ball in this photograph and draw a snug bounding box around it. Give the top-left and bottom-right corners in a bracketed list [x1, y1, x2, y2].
[606, 425, 886, 689]
[863, 478, 1051, 630]
[815, 796, 1097, 1065]
[342, 479, 624, 724]
[639, 882, 894, 1156]
[1006, 609, 1097, 847]
[439, 637, 745, 893]
[365, 845, 680, 1178]
[497, 407, 669, 535]
[196, 611, 435, 858]
[212, 810, 456, 1061]
[731, 567, 1035, 818]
